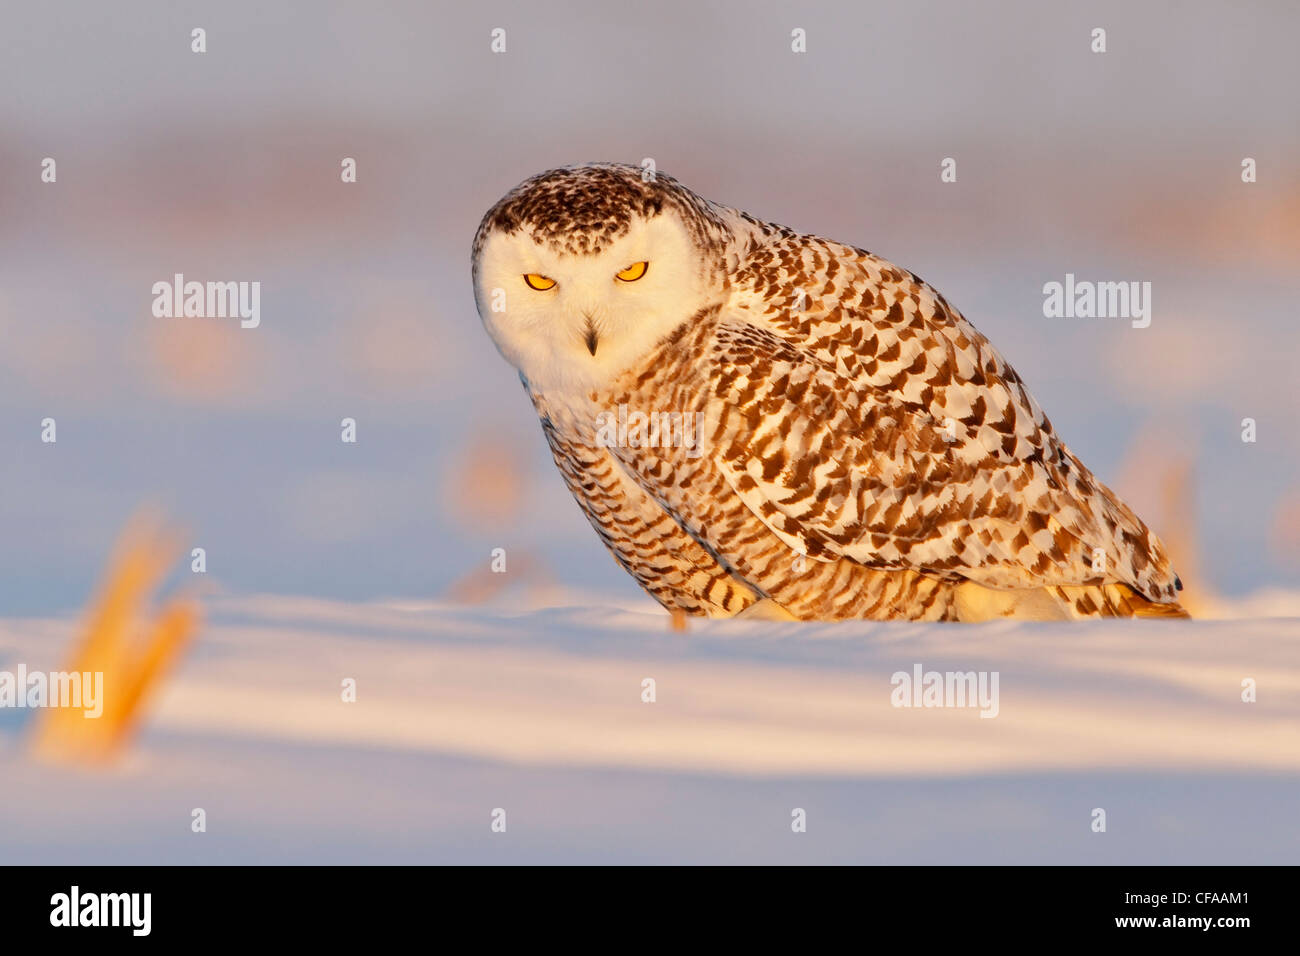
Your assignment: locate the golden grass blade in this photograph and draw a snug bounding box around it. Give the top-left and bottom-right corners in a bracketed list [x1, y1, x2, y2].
[30, 515, 200, 764]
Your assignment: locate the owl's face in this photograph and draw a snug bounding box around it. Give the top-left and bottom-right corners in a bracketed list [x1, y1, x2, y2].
[473, 166, 725, 393]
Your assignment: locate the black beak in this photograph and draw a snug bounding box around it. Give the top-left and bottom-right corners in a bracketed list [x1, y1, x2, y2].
[584, 324, 599, 356]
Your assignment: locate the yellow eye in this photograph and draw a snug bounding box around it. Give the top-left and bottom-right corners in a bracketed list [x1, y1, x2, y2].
[523, 273, 556, 291]
[615, 261, 649, 282]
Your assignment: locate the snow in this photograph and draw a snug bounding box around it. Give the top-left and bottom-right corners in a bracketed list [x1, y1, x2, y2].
[2, 593, 1297, 863]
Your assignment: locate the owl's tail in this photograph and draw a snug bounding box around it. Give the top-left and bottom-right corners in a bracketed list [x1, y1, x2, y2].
[954, 581, 1190, 621]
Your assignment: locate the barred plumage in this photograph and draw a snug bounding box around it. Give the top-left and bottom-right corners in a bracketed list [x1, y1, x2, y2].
[473, 163, 1187, 621]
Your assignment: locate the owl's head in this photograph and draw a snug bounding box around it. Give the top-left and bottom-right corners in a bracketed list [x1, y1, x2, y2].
[472, 164, 730, 392]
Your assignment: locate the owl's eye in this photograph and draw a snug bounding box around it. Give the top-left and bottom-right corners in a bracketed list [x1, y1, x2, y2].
[523, 273, 556, 291]
[615, 261, 649, 282]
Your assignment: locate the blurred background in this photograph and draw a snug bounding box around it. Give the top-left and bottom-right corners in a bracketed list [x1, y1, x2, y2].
[2, 0, 1298, 616]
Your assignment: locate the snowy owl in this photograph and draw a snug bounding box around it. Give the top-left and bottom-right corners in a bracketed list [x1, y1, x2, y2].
[471, 163, 1188, 621]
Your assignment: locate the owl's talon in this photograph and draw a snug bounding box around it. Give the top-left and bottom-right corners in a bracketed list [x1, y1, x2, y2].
[733, 598, 799, 621]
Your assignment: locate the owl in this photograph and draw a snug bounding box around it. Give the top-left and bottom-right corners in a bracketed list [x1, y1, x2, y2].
[471, 163, 1188, 621]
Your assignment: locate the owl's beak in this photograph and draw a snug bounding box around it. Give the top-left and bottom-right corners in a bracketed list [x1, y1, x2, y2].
[583, 320, 599, 356]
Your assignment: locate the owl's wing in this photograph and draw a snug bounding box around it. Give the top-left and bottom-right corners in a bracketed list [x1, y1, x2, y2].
[704, 312, 1181, 602]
